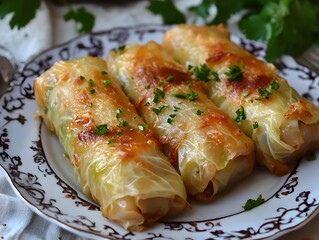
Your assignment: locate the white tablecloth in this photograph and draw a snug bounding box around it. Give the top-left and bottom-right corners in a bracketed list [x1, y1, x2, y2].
[0, 1, 318, 239]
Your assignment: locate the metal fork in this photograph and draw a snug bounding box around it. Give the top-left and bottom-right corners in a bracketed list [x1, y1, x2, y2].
[296, 45, 319, 74]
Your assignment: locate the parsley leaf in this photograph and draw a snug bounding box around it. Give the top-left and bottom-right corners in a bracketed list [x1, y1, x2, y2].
[233, 106, 246, 122]
[64, 6, 95, 33]
[238, 0, 318, 62]
[44, 106, 48, 114]
[152, 105, 168, 115]
[256, 88, 271, 100]
[173, 91, 198, 101]
[93, 124, 108, 135]
[188, 0, 215, 24]
[153, 88, 165, 103]
[102, 80, 111, 86]
[225, 63, 244, 81]
[173, 106, 181, 112]
[209, 0, 245, 25]
[242, 194, 265, 211]
[167, 113, 177, 124]
[196, 109, 204, 115]
[0, 0, 41, 29]
[252, 121, 259, 129]
[189, 64, 219, 82]
[106, 137, 114, 144]
[166, 75, 174, 82]
[88, 79, 93, 87]
[256, 80, 279, 100]
[268, 80, 279, 91]
[306, 153, 317, 161]
[147, 0, 186, 25]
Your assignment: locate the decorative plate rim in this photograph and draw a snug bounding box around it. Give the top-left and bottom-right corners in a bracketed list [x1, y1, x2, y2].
[1, 24, 319, 240]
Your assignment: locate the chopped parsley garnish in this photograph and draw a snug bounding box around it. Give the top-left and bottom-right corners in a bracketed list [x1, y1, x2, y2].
[233, 106, 246, 122]
[256, 80, 279, 100]
[268, 80, 279, 91]
[144, 101, 150, 106]
[145, 85, 150, 89]
[256, 88, 271, 100]
[101, 70, 108, 75]
[196, 109, 204, 115]
[242, 194, 265, 211]
[243, 92, 250, 97]
[44, 106, 48, 114]
[115, 108, 128, 127]
[158, 81, 164, 86]
[166, 75, 174, 82]
[211, 71, 220, 82]
[102, 80, 111, 86]
[116, 108, 123, 119]
[89, 102, 93, 107]
[173, 106, 181, 112]
[153, 88, 165, 103]
[118, 45, 126, 52]
[188, 91, 198, 101]
[225, 63, 244, 81]
[252, 121, 259, 129]
[106, 136, 114, 144]
[137, 124, 146, 131]
[118, 120, 128, 127]
[152, 105, 168, 115]
[88, 79, 95, 94]
[88, 79, 93, 87]
[116, 131, 122, 136]
[173, 91, 198, 101]
[306, 153, 317, 161]
[189, 64, 220, 82]
[167, 114, 177, 124]
[93, 124, 108, 135]
[173, 93, 187, 99]
[80, 75, 85, 80]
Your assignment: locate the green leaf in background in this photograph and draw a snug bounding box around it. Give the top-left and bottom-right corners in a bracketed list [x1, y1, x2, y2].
[147, 0, 186, 25]
[209, 0, 244, 25]
[188, 0, 214, 24]
[238, 0, 319, 62]
[0, 0, 41, 29]
[64, 6, 95, 33]
[239, 14, 271, 42]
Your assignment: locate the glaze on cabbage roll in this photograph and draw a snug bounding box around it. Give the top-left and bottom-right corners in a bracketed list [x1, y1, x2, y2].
[163, 24, 319, 175]
[34, 57, 187, 231]
[107, 42, 254, 201]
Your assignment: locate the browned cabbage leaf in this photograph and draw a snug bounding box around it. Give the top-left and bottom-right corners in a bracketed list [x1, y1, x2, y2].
[34, 56, 187, 231]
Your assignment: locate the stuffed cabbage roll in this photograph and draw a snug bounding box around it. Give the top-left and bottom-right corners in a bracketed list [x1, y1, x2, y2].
[34, 57, 187, 231]
[163, 24, 319, 175]
[107, 42, 254, 201]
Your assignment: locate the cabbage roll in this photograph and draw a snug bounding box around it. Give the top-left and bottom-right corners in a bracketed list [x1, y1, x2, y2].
[34, 57, 187, 231]
[107, 42, 254, 201]
[163, 24, 319, 175]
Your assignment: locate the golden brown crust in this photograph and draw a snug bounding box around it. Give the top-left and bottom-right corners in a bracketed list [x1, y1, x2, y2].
[162, 24, 319, 176]
[34, 56, 187, 230]
[108, 42, 255, 199]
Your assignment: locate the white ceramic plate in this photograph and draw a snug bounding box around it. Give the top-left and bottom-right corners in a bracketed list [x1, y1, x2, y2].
[1, 25, 319, 240]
